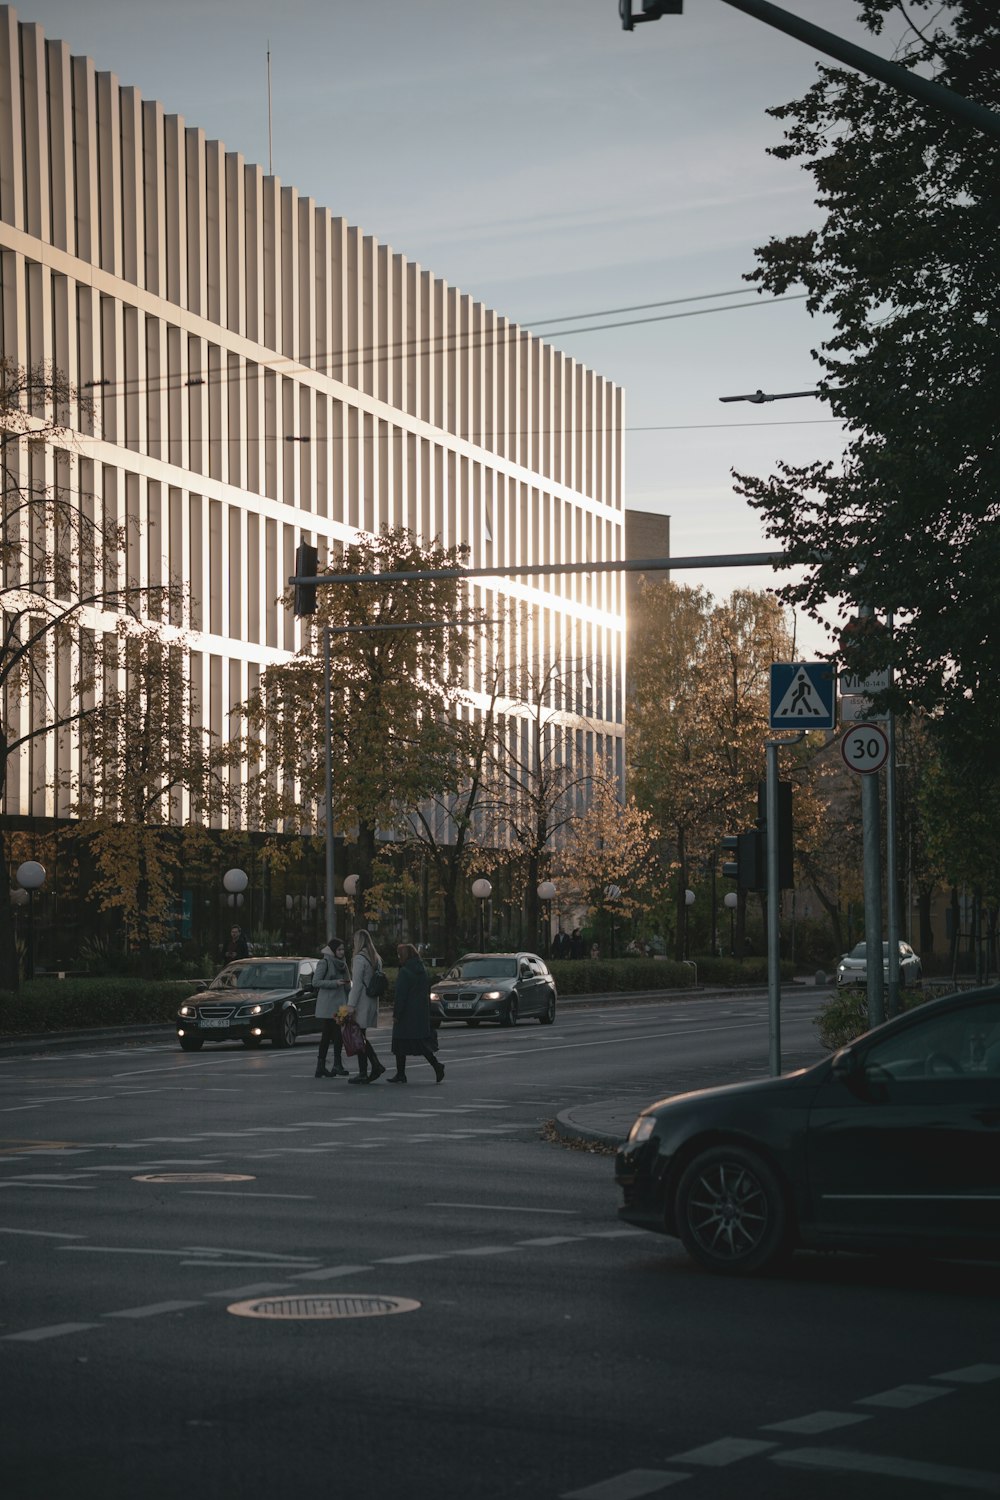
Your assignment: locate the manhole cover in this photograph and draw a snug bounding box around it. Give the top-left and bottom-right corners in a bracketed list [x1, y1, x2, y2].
[227, 1294, 420, 1321]
[133, 1172, 255, 1184]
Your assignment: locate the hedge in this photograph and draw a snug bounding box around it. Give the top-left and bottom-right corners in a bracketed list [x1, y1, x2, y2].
[0, 977, 205, 1035]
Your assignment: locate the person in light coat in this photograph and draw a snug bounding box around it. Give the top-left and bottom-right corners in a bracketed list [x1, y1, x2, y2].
[312, 938, 350, 1079]
[346, 929, 387, 1084]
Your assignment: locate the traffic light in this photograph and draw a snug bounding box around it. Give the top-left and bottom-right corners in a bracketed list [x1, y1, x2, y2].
[293, 541, 319, 617]
[758, 780, 795, 890]
[721, 832, 764, 891]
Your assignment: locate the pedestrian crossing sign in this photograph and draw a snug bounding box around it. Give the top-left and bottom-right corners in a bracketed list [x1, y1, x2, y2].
[769, 662, 836, 729]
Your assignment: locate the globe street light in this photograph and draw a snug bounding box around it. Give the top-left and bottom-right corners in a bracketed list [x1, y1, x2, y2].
[683, 887, 695, 961]
[16, 861, 46, 982]
[471, 878, 492, 952]
[537, 880, 556, 960]
[724, 890, 739, 956]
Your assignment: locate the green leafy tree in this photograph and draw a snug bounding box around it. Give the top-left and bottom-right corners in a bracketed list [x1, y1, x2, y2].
[243, 528, 476, 924]
[735, 1, 1000, 755]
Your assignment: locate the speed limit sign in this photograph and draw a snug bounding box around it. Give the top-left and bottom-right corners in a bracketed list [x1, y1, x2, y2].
[841, 722, 889, 774]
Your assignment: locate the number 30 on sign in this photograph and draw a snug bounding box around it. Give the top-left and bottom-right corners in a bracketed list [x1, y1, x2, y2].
[841, 722, 889, 775]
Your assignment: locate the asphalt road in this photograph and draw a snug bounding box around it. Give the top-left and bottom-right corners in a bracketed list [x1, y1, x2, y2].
[2, 994, 999, 1500]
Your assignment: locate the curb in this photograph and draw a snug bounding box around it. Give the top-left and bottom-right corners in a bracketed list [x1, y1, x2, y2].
[553, 1107, 622, 1149]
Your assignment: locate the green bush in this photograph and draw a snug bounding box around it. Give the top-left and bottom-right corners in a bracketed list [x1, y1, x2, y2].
[814, 985, 934, 1051]
[694, 956, 796, 986]
[0, 977, 204, 1035]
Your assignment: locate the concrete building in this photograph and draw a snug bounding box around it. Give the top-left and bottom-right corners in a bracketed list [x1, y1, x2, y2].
[0, 6, 626, 859]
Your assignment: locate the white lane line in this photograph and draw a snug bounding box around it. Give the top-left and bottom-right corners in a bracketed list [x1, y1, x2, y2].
[932, 1364, 1000, 1384]
[3, 1322, 100, 1342]
[516, 1236, 582, 1247]
[582, 1230, 646, 1239]
[104, 1300, 202, 1319]
[428, 1202, 577, 1215]
[292, 1265, 372, 1281]
[185, 1246, 317, 1262]
[181, 1191, 316, 1200]
[449, 1246, 520, 1257]
[182, 1260, 311, 1268]
[0, 1226, 85, 1239]
[0, 1105, 43, 1112]
[202, 1282, 293, 1298]
[763, 1411, 872, 1435]
[857, 1382, 954, 1409]
[670, 1438, 778, 1466]
[561, 1470, 690, 1499]
[375, 1254, 444, 1264]
[770, 1447, 1000, 1492]
[0, 1182, 94, 1191]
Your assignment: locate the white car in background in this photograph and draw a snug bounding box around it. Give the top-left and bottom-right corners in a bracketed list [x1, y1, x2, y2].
[837, 940, 922, 989]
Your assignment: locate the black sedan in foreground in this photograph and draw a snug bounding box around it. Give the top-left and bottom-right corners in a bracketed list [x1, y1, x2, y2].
[430, 953, 557, 1027]
[176, 957, 319, 1050]
[616, 984, 1000, 1275]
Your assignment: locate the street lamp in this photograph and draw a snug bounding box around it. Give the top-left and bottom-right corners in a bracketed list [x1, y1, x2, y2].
[472, 878, 492, 952]
[724, 890, 738, 956]
[223, 867, 248, 910]
[537, 881, 556, 960]
[683, 887, 695, 961]
[16, 861, 46, 981]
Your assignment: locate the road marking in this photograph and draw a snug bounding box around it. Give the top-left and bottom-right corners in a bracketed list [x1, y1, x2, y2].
[932, 1365, 1000, 1384]
[104, 1300, 202, 1319]
[3, 1322, 100, 1342]
[0, 1181, 94, 1190]
[181, 1191, 316, 1200]
[516, 1235, 582, 1247]
[292, 1264, 372, 1281]
[428, 1202, 577, 1215]
[670, 1438, 778, 1466]
[0, 1226, 85, 1239]
[583, 1229, 646, 1239]
[771, 1446, 1000, 1492]
[449, 1245, 520, 1256]
[375, 1254, 443, 1264]
[202, 1282, 292, 1298]
[857, 1382, 954, 1409]
[561, 1471, 690, 1499]
[763, 1411, 872, 1435]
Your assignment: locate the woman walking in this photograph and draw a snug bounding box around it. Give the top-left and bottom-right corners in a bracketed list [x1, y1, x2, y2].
[346, 929, 387, 1084]
[312, 938, 350, 1079]
[389, 942, 444, 1083]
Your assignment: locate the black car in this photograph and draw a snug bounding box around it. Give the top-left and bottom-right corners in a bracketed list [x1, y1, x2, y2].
[429, 952, 557, 1027]
[176, 957, 320, 1051]
[616, 984, 1000, 1275]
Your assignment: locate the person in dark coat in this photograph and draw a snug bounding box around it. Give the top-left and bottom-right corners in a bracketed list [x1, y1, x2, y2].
[389, 942, 444, 1084]
[222, 925, 249, 963]
[570, 928, 586, 960]
[552, 930, 569, 960]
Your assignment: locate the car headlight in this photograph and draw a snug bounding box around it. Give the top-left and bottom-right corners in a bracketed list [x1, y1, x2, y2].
[178, 1005, 196, 1018]
[482, 990, 504, 1001]
[430, 991, 441, 1002]
[236, 1001, 275, 1017]
[627, 1116, 656, 1146]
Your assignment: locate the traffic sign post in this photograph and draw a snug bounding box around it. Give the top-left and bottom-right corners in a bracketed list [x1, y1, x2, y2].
[840, 722, 889, 775]
[770, 663, 836, 730]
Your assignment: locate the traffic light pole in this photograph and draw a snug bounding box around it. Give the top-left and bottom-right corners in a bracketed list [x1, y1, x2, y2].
[323, 627, 336, 944]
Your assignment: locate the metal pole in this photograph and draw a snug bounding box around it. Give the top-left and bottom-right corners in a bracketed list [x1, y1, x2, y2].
[765, 740, 781, 1076]
[859, 604, 886, 1029]
[884, 612, 900, 1017]
[323, 627, 336, 942]
[26, 891, 35, 983]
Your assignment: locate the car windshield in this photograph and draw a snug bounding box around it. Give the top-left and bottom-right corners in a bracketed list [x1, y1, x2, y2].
[211, 962, 298, 990]
[847, 943, 896, 959]
[448, 958, 518, 980]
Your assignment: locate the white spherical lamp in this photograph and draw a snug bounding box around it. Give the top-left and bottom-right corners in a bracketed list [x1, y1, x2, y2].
[343, 874, 360, 897]
[16, 861, 46, 891]
[223, 868, 249, 895]
[471, 878, 492, 901]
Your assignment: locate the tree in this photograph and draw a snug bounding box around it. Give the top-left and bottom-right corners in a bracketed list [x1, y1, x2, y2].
[735, 1, 1000, 755]
[555, 775, 658, 953]
[628, 582, 795, 957]
[72, 623, 232, 966]
[242, 528, 476, 924]
[0, 359, 177, 987]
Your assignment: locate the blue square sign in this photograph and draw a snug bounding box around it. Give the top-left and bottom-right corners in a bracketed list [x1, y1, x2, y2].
[770, 662, 836, 730]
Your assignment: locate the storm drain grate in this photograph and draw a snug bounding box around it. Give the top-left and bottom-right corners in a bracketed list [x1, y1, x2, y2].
[227, 1294, 420, 1321]
[133, 1172, 255, 1184]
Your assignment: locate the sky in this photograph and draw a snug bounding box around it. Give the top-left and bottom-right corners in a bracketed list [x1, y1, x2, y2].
[12, 0, 905, 653]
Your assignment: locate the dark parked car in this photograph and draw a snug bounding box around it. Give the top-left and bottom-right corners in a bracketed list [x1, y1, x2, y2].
[837, 939, 922, 988]
[429, 952, 557, 1027]
[616, 984, 1000, 1275]
[176, 957, 319, 1051]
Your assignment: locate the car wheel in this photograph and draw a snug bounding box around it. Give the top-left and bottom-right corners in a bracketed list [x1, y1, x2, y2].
[272, 1009, 298, 1049]
[179, 1037, 203, 1052]
[675, 1145, 788, 1276]
[538, 992, 556, 1025]
[242, 1036, 262, 1049]
[499, 996, 519, 1028]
